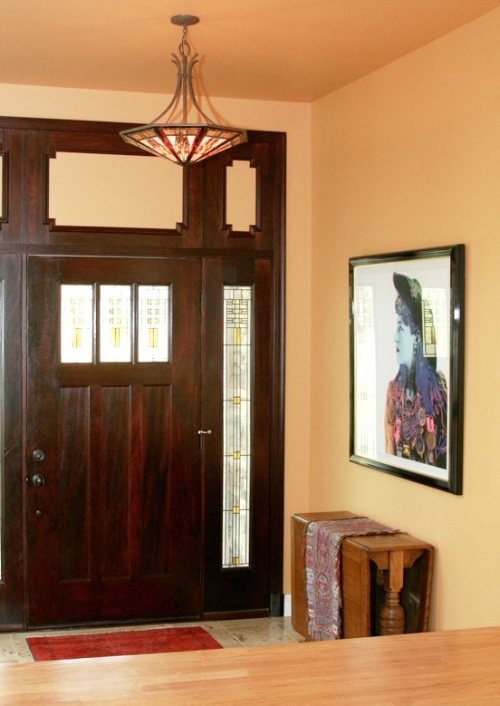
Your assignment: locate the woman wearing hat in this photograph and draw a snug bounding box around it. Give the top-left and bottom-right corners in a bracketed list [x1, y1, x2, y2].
[385, 273, 447, 469]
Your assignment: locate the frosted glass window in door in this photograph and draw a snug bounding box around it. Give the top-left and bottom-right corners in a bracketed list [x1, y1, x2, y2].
[138, 285, 170, 362]
[99, 285, 131, 362]
[60, 285, 94, 363]
[222, 286, 252, 568]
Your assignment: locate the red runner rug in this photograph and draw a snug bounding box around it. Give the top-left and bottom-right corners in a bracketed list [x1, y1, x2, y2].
[27, 626, 223, 661]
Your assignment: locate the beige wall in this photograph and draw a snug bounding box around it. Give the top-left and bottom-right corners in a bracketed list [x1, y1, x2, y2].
[311, 8, 500, 631]
[7, 4, 499, 626]
[0, 83, 312, 597]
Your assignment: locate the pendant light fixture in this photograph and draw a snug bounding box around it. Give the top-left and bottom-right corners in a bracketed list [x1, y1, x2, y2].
[120, 14, 247, 166]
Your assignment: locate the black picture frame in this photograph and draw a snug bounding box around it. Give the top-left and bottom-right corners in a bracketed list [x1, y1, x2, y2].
[349, 245, 465, 494]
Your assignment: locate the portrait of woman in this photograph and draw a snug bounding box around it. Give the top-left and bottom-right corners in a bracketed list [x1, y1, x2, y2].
[384, 272, 448, 469]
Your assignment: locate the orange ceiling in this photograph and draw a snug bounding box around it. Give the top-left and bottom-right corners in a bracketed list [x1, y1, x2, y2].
[1, 0, 500, 103]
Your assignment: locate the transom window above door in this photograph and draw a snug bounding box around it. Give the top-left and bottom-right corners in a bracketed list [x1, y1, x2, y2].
[60, 284, 171, 364]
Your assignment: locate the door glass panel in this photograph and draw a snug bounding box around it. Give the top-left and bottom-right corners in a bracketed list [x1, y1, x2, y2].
[60, 285, 94, 363]
[99, 285, 131, 362]
[222, 286, 252, 568]
[138, 285, 170, 362]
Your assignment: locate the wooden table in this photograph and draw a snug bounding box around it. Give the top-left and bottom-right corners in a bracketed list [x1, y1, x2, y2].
[2, 626, 500, 704]
[292, 511, 434, 639]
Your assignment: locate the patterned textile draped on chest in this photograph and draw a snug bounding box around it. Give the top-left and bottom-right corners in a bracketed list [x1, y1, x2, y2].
[304, 517, 399, 640]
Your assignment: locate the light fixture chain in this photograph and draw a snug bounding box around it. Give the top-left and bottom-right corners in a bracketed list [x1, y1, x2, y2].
[179, 24, 191, 58]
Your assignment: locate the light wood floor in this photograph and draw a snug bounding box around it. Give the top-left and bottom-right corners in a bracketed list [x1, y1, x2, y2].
[0, 616, 304, 663]
[1, 625, 500, 705]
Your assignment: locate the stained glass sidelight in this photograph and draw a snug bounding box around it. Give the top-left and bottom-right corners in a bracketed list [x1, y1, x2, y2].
[222, 286, 252, 568]
[60, 285, 94, 363]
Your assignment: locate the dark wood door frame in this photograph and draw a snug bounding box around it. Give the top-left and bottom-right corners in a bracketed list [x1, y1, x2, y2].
[0, 116, 286, 629]
[0, 254, 23, 629]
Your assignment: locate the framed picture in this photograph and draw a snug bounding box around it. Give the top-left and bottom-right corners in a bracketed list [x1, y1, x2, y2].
[349, 245, 465, 494]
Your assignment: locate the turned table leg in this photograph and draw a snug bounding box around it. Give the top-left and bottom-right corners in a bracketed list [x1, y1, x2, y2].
[341, 534, 432, 639]
[379, 550, 405, 635]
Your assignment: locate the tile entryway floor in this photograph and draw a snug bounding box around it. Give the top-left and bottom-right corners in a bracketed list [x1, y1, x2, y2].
[0, 617, 305, 663]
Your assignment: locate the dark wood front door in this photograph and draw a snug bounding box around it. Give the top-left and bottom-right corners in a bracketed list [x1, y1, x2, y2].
[26, 256, 202, 627]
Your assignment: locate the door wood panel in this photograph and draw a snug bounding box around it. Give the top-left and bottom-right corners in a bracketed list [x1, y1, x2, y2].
[26, 256, 202, 627]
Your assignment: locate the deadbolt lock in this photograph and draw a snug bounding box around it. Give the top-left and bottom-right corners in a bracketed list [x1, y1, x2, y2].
[31, 474, 46, 487]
